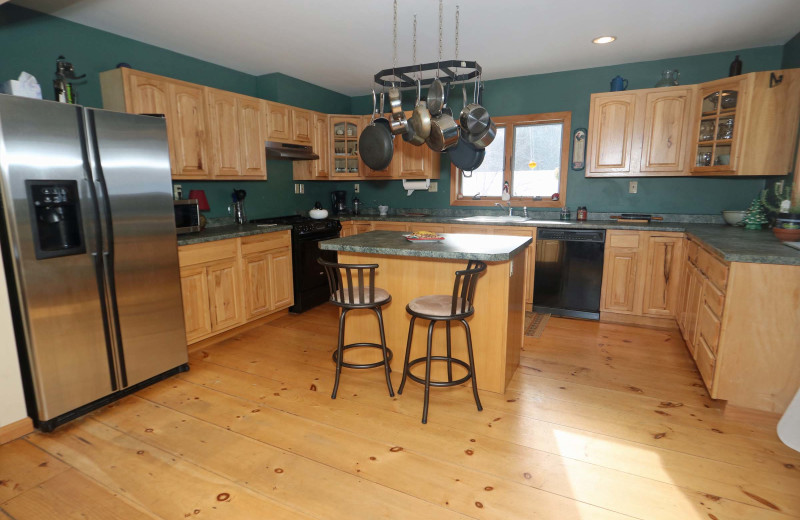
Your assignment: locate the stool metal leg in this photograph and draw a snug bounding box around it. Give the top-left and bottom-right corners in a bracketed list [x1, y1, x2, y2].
[445, 321, 453, 382]
[398, 316, 416, 394]
[422, 319, 436, 424]
[331, 308, 348, 399]
[461, 319, 482, 412]
[374, 307, 394, 397]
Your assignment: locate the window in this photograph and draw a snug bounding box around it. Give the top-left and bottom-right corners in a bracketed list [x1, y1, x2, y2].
[450, 112, 571, 207]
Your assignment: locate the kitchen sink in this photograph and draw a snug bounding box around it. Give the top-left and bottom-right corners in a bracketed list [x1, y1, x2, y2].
[457, 215, 530, 223]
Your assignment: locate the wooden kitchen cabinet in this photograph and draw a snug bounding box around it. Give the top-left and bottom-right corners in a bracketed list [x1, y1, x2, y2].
[587, 87, 694, 177]
[689, 70, 800, 176]
[241, 232, 293, 320]
[178, 231, 292, 345]
[370, 221, 409, 232]
[339, 221, 373, 237]
[293, 112, 330, 180]
[291, 107, 313, 144]
[206, 88, 243, 177]
[491, 226, 537, 306]
[330, 116, 361, 178]
[238, 96, 267, 178]
[600, 230, 684, 327]
[264, 101, 292, 142]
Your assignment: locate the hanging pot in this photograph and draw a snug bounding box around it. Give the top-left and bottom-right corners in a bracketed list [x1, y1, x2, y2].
[460, 74, 490, 136]
[359, 89, 394, 171]
[407, 79, 430, 146]
[427, 89, 460, 152]
[388, 86, 409, 136]
[467, 117, 496, 149]
[427, 77, 445, 116]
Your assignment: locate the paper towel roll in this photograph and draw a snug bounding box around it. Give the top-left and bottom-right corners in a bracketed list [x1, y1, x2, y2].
[402, 179, 430, 196]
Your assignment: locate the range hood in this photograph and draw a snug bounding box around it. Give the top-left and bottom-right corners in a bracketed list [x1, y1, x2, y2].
[265, 140, 319, 160]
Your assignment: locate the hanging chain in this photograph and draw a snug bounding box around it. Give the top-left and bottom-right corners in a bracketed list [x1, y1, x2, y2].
[438, 0, 443, 62]
[455, 6, 460, 61]
[413, 14, 418, 78]
[392, 0, 398, 82]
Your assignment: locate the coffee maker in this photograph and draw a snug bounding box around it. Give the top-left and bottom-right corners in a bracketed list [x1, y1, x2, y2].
[331, 190, 347, 215]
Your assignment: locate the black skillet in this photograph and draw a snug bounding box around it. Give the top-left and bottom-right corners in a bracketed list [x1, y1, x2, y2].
[359, 90, 394, 171]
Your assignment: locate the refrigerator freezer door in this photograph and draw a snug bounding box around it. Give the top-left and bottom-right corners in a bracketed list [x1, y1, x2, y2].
[0, 95, 114, 420]
[86, 109, 187, 387]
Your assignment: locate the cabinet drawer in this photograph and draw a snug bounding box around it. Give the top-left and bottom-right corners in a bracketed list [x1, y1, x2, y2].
[607, 231, 640, 248]
[686, 240, 699, 264]
[702, 279, 725, 317]
[241, 231, 291, 255]
[179, 238, 238, 266]
[696, 301, 721, 354]
[696, 248, 728, 292]
[695, 335, 716, 391]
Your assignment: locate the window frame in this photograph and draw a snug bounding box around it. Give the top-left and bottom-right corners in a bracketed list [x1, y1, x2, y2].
[449, 111, 571, 208]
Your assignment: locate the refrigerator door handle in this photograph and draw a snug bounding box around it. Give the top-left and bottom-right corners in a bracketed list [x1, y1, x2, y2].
[84, 111, 128, 388]
[90, 251, 119, 392]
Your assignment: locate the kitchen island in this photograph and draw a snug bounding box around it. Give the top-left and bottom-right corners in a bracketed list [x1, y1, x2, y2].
[320, 231, 532, 394]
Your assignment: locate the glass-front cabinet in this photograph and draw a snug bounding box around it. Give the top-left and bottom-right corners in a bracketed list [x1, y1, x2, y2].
[330, 116, 361, 177]
[691, 78, 745, 173]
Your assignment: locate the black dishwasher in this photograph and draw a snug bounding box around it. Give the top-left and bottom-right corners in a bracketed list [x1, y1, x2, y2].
[533, 228, 605, 320]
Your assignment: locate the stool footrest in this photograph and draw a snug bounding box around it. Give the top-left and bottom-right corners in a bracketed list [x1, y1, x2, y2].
[405, 356, 472, 387]
[333, 343, 394, 370]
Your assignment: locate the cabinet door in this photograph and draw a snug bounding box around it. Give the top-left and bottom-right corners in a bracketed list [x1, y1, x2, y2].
[207, 89, 242, 177]
[446, 224, 492, 234]
[169, 82, 211, 178]
[683, 266, 705, 358]
[353, 223, 372, 235]
[207, 258, 243, 331]
[265, 101, 292, 142]
[600, 232, 643, 314]
[291, 108, 313, 144]
[588, 93, 636, 173]
[640, 89, 692, 173]
[179, 266, 212, 342]
[238, 96, 267, 178]
[313, 113, 330, 178]
[642, 235, 684, 317]
[395, 135, 428, 177]
[371, 222, 409, 232]
[243, 253, 272, 319]
[270, 249, 293, 309]
[690, 78, 746, 174]
[331, 117, 361, 177]
[125, 72, 177, 174]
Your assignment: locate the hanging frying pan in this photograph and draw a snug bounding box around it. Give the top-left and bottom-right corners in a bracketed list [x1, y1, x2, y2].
[408, 79, 430, 146]
[359, 89, 394, 171]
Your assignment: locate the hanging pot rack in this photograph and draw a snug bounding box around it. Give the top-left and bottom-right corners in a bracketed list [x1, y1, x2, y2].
[373, 60, 482, 89]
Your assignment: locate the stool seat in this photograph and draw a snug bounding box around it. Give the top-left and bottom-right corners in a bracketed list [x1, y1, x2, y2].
[408, 295, 471, 317]
[332, 286, 391, 306]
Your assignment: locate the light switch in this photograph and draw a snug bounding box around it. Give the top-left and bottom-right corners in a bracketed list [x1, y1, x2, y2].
[354, 183, 360, 193]
[429, 181, 438, 192]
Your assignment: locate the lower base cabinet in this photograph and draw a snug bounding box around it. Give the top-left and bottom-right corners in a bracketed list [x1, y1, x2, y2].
[178, 231, 292, 345]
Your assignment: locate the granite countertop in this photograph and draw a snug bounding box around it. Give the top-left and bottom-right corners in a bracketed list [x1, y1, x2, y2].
[320, 230, 532, 261]
[341, 215, 800, 266]
[176, 223, 293, 246]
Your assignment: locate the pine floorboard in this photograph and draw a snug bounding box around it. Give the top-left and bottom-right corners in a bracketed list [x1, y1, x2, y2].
[1, 304, 799, 519]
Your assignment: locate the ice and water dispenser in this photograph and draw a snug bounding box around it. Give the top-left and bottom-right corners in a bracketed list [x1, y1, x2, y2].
[27, 180, 85, 259]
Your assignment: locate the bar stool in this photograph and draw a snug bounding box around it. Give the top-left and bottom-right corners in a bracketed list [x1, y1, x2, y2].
[318, 258, 394, 399]
[398, 260, 486, 423]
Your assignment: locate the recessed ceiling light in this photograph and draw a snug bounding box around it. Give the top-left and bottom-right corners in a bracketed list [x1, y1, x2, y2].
[592, 36, 616, 45]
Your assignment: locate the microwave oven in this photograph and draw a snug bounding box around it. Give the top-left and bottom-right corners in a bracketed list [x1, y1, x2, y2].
[174, 199, 200, 234]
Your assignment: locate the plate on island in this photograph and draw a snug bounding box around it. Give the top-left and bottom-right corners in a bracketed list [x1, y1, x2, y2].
[404, 232, 445, 242]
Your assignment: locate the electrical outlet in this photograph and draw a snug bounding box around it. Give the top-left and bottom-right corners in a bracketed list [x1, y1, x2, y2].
[629, 181, 638, 194]
[294, 184, 299, 194]
[429, 181, 438, 192]
[173, 184, 182, 200]
[299, 184, 305, 194]
[354, 183, 360, 193]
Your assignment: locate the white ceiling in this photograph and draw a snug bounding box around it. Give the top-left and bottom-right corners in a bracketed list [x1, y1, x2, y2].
[12, 0, 800, 96]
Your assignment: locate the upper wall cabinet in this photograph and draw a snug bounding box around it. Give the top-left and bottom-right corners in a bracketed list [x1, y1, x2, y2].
[100, 68, 265, 180]
[292, 112, 330, 180]
[264, 101, 312, 146]
[586, 69, 800, 178]
[587, 87, 694, 177]
[689, 70, 800, 176]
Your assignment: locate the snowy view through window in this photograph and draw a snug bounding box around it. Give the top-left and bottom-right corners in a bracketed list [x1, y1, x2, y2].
[461, 123, 563, 198]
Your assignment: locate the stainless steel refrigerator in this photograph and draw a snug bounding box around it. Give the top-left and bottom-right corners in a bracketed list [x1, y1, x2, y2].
[0, 94, 188, 432]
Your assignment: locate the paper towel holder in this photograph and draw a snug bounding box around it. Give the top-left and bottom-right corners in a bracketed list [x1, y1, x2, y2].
[402, 179, 430, 196]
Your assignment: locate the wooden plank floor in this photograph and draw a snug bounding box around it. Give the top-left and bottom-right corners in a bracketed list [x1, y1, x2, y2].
[2, 303, 799, 519]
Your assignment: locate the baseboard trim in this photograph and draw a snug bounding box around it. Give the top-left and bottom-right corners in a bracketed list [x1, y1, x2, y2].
[600, 312, 679, 330]
[188, 309, 290, 353]
[0, 417, 33, 445]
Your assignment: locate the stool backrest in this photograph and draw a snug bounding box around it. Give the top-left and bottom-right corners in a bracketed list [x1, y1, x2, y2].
[451, 260, 487, 314]
[318, 258, 380, 305]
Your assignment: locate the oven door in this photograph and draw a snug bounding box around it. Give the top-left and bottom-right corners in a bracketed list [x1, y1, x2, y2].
[295, 235, 337, 292]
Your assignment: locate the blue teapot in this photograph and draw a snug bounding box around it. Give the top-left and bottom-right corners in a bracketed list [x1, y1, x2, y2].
[610, 76, 628, 92]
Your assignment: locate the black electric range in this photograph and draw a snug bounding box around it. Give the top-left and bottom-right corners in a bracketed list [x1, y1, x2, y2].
[249, 215, 341, 313]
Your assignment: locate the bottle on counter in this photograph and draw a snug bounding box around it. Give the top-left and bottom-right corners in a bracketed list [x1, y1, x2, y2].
[560, 207, 571, 220]
[352, 196, 361, 215]
[577, 206, 588, 221]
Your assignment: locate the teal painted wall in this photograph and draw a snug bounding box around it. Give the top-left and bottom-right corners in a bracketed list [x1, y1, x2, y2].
[337, 46, 783, 215]
[0, 4, 256, 107]
[256, 73, 350, 113]
[783, 31, 800, 68]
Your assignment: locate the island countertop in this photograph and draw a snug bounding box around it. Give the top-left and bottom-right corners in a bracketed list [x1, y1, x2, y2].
[320, 230, 532, 261]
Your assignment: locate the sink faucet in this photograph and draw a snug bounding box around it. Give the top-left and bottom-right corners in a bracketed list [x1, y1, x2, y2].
[494, 201, 513, 216]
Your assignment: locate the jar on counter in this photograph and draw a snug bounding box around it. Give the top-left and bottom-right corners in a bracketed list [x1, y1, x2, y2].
[560, 207, 571, 220]
[577, 206, 588, 221]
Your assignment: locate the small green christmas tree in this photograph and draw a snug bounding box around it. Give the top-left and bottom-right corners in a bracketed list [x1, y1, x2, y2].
[743, 198, 768, 230]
